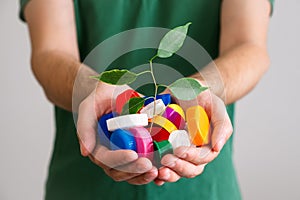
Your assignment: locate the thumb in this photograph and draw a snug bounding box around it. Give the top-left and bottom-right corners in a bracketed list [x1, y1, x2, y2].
[211, 112, 233, 152]
[207, 94, 233, 152]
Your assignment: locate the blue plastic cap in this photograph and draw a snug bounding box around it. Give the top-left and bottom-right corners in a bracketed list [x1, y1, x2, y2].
[98, 112, 118, 147]
[110, 129, 137, 151]
[144, 94, 172, 106]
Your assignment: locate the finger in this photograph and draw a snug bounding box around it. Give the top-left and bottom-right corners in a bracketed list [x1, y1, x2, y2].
[103, 170, 140, 182]
[126, 167, 158, 185]
[161, 154, 205, 178]
[197, 92, 233, 152]
[92, 145, 138, 169]
[107, 84, 132, 101]
[173, 146, 219, 165]
[210, 101, 233, 152]
[113, 157, 153, 174]
[156, 166, 181, 182]
[197, 89, 213, 116]
[77, 96, 98, 156]
[154, 179, 165, 186]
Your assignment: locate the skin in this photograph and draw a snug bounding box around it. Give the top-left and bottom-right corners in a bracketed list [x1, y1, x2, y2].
[24, 0, 271, 186]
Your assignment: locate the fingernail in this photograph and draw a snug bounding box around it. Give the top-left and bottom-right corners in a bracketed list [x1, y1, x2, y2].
[165, 161, 176, 168]
[145, 172, 155, 180]
[155, 180, 165, 186]
[80, 144, 87, 156]
[161, 173, 170, 180]
[215, 139, 225, 152]
[158, 181, 165, 186]
[180, 154, 187, 159]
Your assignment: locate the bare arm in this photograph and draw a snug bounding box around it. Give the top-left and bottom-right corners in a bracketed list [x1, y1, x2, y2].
[24, 0, 157, 185]
[156, 0, 272, 184]
[24, 0, 97, 111]
[192, 0, 271, 104]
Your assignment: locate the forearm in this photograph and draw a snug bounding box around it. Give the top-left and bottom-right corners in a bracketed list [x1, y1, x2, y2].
[31, 50, 98, 111]
[24, 0, 97, 112]
[192, 0, 271, 105]
[192, 42, 269, 105]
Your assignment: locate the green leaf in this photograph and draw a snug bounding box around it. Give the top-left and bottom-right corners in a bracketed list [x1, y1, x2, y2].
[169, 78, 208, 101]
[157, 22, 192, 58]
[121, 97, 145, 115]
[94, 69, 137, 85]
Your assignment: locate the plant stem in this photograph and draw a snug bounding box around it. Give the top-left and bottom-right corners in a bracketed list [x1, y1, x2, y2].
[149, 61, 158, 101]
[89, 75, 100, 80]
[150, 54, 158, 63]
[136, 70, 152, 76]
[157, 84, 169, 90]
[144, 96, 155, 101]
[149, 56, 158, 132]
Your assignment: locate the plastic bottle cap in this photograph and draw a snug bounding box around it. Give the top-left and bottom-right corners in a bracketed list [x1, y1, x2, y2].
[153, 140, 173, 167]
[129, 127, 154, 160]
[115, 89, 140, 114]
[144, 94, 172, 106]
[162, 106, 186, 129]
[147, 126, 170, 142]
[149, 115, 178, 134]
[110, 129, 137, 151]
[140, 99, 166, 119]
[107, 114, 148, 131]
[186, 105, 210, 146]
[167, 104, 185, 120]
[98, 112, 118, 147]
[169, 130, 191, 149]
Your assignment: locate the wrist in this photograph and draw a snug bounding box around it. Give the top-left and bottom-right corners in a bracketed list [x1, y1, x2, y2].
[95, 81, 118, 100]
[190, 75, 226, 104]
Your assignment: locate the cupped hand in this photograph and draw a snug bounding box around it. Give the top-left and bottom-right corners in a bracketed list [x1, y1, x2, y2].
[77, 82, 158, 185]
[154, 88, 233, 185]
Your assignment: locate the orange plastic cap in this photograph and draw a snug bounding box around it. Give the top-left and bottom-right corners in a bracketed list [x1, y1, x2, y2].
[186, 105, 210, 146]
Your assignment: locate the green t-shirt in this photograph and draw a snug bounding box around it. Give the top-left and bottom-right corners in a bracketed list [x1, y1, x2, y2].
[20, 1, 274, 200]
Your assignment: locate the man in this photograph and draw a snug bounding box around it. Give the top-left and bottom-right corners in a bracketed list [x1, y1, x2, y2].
[20, 0, 273, 199]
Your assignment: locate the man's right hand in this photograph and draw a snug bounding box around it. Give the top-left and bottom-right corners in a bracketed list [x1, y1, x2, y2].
[77, 82, 158, 185]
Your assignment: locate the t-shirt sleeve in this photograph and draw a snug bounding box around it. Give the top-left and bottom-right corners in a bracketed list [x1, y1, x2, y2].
[19, 0, 31, 22]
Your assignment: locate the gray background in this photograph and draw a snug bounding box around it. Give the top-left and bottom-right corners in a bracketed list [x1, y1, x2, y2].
[0, 0, 299, 199]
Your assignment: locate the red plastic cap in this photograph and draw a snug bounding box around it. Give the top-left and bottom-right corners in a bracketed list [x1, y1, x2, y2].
[115, 89, 140, 114]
